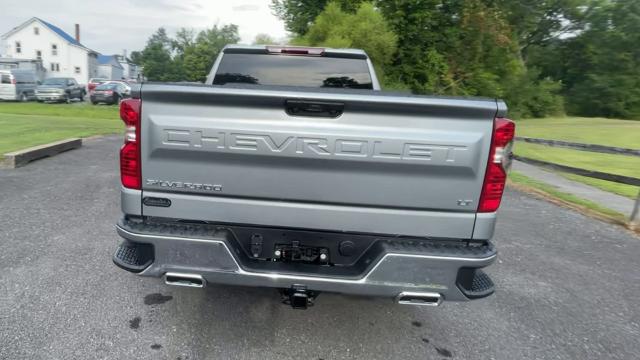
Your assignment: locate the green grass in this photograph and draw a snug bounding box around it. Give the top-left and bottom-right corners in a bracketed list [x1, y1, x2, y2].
[516, 116, 640, 148]
[562, 173, 639, 199]
[509, 171, 627, 222]
[0, 102, 121, 156]
[0, 102, 119, 119]
[515, 142, 640, 199]
[514, 116, 640, 199]
[515, 142, 640, 178]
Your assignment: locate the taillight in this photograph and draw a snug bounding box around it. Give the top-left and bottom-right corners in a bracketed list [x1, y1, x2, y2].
[266, 46, 324, 55]
[478, 117, 515, 213]
[119, 99, 141, 189]
[11, 77, 16, 85]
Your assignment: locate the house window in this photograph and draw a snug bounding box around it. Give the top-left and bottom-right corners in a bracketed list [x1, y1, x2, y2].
[15, 41, 21, 54]
[36, 50, 42, 60]
[50, 63, 60, 72]
[52, 44, 58, 56]
[34, 27, 39, 35]
[74, 67, 81, 74]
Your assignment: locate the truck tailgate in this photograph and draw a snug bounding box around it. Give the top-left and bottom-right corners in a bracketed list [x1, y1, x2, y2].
[138, 84, 499, 238]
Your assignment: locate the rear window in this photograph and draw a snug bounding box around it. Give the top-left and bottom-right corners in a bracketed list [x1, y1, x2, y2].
[1, 74, 11, 84]
[15, 74, 35, 84]
[96, 84, 117, 90]
[213, 53, 373, 89]
[42, 78, 67, 85]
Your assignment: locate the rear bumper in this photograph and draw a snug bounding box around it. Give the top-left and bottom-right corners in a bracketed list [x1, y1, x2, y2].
[36, 94, 65, 101]
[114, 218, 497, 302]
[91, 95, 116, 103]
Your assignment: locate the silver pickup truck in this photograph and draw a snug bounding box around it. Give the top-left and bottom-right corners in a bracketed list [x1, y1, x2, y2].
[113, 45, 515, 309]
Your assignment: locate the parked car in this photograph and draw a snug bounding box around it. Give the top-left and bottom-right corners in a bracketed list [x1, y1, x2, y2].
[35, 77, 85, 103]
[103, 80, 132, 95]
[0, 69, 38, 101]
[90, 82, 130, 105]
[88, 78, 107, 94]
[113, 45, 515, 309]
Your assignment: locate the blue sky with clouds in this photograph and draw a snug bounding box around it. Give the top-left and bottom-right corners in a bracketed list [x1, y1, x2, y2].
[0, 0, 288, 55]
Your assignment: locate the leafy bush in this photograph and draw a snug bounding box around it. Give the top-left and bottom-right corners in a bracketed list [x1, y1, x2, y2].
[504, 69, 565, 118]
[294, 2, 398, 75]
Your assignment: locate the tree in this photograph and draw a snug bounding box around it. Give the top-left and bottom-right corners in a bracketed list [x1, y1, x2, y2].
[271, 0, 366, 35]
[147, 27, 172, 49]
[558, 0, 640, 118]
[375, 0, 459, 94]
[137, 25, 240, 83]
[129, 51, 143, 65]
[172, 28, 196, 57]
[493, 0, 593, 58]
[253, 33, 276, 45]
[182, 24, 240, 82]
[170, 28, 196, 81]
[271, 0, 569, 117]
[139, 28, 181, 81]
[295, 2, 397, 71]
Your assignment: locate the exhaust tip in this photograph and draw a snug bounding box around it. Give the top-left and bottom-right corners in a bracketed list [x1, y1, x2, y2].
[396, 292, 442, 306]
[164, 272, 205, 288]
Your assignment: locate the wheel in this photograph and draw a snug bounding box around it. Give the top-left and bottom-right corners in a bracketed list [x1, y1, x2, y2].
[64, 95, 71, 104]
[79, 91, 86, 101]
[115, 95, 121, 105]
[19, 93, 27, 102]
[91, 100, 98, 105]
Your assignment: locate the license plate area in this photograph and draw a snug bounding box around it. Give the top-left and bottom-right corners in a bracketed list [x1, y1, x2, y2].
[273, 241, 329, 265]
[225, 224, 384, 277]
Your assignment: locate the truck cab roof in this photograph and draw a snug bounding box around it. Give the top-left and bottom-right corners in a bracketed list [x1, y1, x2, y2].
[222, 44, 369, 58]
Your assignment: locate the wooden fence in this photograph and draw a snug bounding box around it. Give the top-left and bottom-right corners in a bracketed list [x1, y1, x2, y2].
[514, 137, 640, 228]
[516, 136, 640, 157]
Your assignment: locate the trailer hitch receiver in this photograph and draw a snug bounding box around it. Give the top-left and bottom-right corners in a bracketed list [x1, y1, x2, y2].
[280, 285, 319, 309]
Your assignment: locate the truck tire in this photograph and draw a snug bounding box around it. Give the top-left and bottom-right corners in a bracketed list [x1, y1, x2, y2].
[19, 93, 27, 102]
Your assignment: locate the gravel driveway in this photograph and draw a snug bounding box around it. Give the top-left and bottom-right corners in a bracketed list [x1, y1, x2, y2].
[1, 136, 639, 360]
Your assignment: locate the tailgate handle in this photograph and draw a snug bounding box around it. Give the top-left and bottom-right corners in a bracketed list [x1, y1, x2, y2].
[285, 100, 344, 118]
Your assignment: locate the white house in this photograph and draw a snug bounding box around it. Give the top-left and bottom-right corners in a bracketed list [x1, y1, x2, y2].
[115, 52, 142, 80]
[97, 54, 124, 80]
[1, 17, 98, 84]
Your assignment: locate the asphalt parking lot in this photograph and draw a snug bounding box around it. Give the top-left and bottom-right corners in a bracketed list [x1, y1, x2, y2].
[1, 136, 639, 360]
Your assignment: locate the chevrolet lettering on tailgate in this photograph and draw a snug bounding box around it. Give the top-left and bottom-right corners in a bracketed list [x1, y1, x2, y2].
[161, 128, 469, 164]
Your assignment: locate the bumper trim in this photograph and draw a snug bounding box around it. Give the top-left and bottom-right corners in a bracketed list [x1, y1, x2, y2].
[115, 222, 497, 301]
[117, 225, 496, 281]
